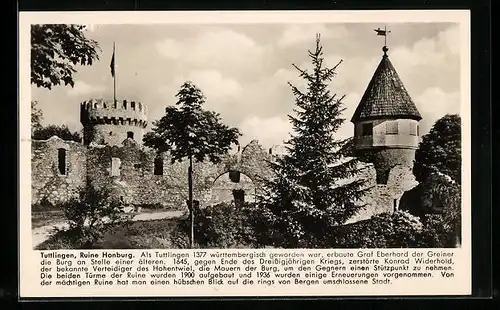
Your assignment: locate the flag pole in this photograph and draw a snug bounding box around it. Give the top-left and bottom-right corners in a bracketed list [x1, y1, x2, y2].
[113, 42, 117, 104]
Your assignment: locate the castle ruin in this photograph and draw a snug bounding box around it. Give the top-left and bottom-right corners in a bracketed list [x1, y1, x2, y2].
[31, 45, 422, 221]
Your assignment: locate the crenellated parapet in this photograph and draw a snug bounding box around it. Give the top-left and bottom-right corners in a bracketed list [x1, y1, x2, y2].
[80, 99, 149, 146]
[80, 99, 148, 129]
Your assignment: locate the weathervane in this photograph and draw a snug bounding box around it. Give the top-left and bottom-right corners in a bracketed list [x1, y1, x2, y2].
[374, 26, 391, 55]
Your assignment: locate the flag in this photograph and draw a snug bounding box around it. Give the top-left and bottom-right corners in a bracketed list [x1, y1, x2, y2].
[110, 45, 115, 77]
[374, 28, 390, 36]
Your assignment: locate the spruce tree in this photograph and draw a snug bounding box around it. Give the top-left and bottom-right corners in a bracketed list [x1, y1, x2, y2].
[262, 34, 366, 248]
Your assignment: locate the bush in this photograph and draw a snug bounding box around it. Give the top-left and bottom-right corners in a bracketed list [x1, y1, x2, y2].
[418, 214, 460, 248]
[173, 202, 274, 248]
[57, 184, 132, 248]
[333, 211, 424, 248]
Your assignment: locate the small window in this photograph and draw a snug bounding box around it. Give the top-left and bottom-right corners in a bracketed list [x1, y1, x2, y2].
[386, 121, 398, 134]
[229, 170, 241, 183]
[376, 169, 389, 185]
[123, 101, 127, 109]
[409, 122, 418, 136]
[154, 157, 163, 175]
[57, 148, 66, 175]
[362, 123, 373, 136]
[111, 157, 121, 176]
[127, 131, 134, 139]
[131, 102, 136, 110]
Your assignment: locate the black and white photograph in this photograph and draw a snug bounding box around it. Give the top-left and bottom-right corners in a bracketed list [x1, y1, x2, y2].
[29, 20, 463, 251]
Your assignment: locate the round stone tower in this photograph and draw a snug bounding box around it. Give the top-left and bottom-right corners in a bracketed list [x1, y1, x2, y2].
[351, 46, 422, 184]
[80, 99, 148, 146]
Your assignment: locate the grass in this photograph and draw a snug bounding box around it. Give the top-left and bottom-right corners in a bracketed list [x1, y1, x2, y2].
[35, 216, 190, 250]
[32, 211, 65, 229]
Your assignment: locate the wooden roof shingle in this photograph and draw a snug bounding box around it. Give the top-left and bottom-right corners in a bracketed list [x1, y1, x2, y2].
[351, 48, 422, 122]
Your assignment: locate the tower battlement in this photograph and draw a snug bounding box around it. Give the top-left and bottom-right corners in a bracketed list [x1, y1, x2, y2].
[80, 99, 148, 128]
[80, 99, 149, 146]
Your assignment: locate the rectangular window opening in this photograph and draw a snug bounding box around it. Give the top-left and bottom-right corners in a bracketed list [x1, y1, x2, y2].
[58, 148, 66, 175]
[386, 121, 398, 134]
[410, 123, 418, 136]
[111, 157, 121, 176]
[362, 123, 373, 136]
[154, 157, 164, 176]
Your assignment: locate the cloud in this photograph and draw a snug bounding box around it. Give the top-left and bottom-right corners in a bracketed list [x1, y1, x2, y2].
[414, 87, 460, 135]
[387, 25, 460, 93]
[67, 81, 105, 97]
[175, 70, 242, 100]
[155, 29, 266, 74]
[239, 116, 292, 149]
[277, 24, 348, 47]
[155, 38, 181, 59]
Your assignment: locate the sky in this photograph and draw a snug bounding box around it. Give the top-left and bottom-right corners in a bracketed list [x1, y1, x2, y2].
[31, 22, 462, 149]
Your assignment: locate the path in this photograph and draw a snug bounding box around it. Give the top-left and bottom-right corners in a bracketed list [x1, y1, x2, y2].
[32, 210, 184, 248]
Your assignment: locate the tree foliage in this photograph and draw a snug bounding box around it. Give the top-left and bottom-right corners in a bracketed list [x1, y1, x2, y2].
[60, 184, 131, 248]
[31, 101, 43, 133]
[173, 202, 272, 248]
[260, 35, 367, 248]
[31, 24, 100, 89]
[414, 114, 461, 183]
[32, 124, 82, 143]
[143, 82, 240, 164]
[332, 211, 424, 248]
[143, 82, 240, 247]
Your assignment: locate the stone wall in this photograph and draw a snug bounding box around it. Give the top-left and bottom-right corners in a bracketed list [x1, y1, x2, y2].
[347, 163, 418, 223]
[28, 138, 275, 210]
[31, 136, 417, 223]
[31, 136, 87, 205]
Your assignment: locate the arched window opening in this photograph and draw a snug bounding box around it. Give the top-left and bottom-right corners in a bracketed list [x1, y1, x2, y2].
[57, 148, 66, 175]
[127, 131, 134, 140]
[154, 156, 164, 175]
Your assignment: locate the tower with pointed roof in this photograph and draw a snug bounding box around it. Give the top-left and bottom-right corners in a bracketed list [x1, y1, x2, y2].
[351, 45, 422, 185]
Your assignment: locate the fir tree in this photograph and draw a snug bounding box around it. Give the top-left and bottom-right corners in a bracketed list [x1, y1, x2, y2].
[261, 34, 367, 248]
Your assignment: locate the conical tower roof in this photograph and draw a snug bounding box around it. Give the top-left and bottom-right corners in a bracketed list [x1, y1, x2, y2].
[351, 46, 422, 122]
